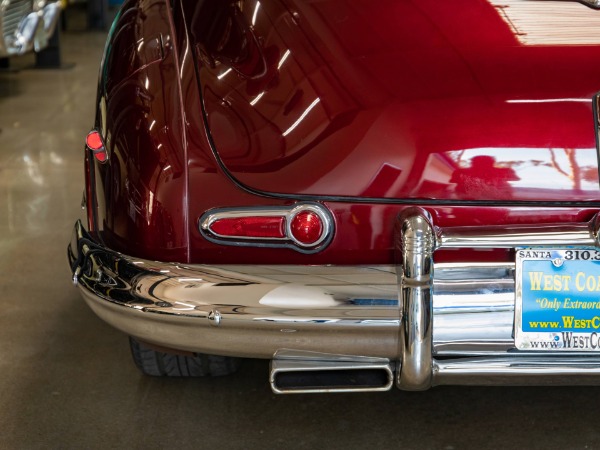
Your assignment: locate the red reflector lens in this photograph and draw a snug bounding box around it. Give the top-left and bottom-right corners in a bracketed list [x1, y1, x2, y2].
[290, 211, 323, 245]
[211, 216, 286, 239]
[94, 151, 107, 162]
[86, 131, 108, 163]
[86, 131, 104, 150]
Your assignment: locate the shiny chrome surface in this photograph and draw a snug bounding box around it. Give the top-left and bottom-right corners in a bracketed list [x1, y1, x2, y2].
[0, 0, 60, 57]
[438, 217, 600, 249]
[434, 357, 600, 386]
[397, 209, 435, 391]
[71, 209, 600, 389]
[2, 0, 31, 45]
[70, 220, 401, 358]
[580, 0, 600, 8]
[433, 263, 515, 355]
[270, 350, 394, 394]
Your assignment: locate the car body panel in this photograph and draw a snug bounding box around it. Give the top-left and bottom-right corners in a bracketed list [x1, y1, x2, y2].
[186, 0, 600, 202]
[88, 0, 600, 265]
[92, 0, 190, 261]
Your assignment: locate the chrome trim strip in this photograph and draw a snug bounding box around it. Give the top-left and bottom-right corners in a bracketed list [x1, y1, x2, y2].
[434, 356, 600, 386]
[438, 215, 599, 249]
[201, 208, 290, 242]
[594, 92, 600, 187]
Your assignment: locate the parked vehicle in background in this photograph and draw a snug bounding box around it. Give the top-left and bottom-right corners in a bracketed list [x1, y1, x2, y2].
[69, 0, 600, 394]
[0, 0, 61, 57]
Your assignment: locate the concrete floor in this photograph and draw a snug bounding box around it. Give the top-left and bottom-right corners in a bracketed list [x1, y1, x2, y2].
[1, 27, 600, 450]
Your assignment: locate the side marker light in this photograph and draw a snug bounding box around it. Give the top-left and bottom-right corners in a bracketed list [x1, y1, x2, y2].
[86, 130, 108, 163]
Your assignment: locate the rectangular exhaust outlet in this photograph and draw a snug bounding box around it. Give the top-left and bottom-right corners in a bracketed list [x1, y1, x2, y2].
[269, 350, 394, 394]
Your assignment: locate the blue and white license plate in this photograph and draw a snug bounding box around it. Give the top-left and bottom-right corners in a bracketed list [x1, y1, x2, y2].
[515, 248, 600, 351]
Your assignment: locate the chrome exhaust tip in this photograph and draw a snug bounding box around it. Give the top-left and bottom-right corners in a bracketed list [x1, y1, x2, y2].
[270, 350, 394, 394]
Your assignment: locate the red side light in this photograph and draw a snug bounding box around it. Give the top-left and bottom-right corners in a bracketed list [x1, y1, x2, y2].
[94, 151, 107, 162]
[86, 131, 103, 150]
[86, 130, 108, 163]
[210, 216, 286, 239]
[289, 211, 323, 245]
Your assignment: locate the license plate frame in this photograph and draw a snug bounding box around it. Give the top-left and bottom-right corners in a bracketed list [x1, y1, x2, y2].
[515, 247, 600, 351]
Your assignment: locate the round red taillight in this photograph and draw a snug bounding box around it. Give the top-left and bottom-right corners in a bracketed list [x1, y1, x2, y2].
[289, 211, 323, 246]
[86, 130, 108, 163]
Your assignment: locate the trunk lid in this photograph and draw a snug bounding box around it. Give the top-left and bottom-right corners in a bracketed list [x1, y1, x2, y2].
[189, 0, 600, 203]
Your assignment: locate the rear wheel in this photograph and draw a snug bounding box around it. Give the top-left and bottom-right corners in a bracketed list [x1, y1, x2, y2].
[129, 337, 241, 377]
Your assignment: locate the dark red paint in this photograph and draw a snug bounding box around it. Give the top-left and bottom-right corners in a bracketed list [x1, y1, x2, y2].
[87, 0, 600, 265]
[192, 0, 600, 202]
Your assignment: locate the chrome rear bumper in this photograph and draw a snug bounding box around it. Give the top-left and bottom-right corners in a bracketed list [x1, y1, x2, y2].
[68, 211, 600, 391]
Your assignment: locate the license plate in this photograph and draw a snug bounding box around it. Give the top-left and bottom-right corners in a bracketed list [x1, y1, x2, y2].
[515, 248, 600, 351]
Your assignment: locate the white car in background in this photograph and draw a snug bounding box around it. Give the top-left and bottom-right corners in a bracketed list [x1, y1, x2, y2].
[0, 0, 61, 57]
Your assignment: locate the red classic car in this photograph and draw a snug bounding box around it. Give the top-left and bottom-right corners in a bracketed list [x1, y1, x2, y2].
[69, 0, 600, 393]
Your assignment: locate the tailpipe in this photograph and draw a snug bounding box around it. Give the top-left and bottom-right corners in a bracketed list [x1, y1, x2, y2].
[269, 350, 395, 394]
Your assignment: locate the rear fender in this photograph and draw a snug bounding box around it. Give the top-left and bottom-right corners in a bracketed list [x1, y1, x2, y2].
[87, 0, 188, 261]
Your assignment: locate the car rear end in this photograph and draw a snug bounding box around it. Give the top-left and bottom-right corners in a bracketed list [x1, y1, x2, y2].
[69, 0, 600, 392]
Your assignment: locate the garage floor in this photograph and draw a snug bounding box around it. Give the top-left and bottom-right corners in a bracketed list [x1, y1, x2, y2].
[1, 26, 600, 450]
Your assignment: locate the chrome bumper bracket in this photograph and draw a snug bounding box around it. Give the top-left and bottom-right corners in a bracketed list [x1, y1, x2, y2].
[394, 210, 600, 391]
[397, 209, 435, 391]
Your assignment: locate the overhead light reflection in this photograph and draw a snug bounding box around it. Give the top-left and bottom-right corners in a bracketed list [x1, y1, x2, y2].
[180, 39, 189, 78]
[507, 98, 591, 104]
[252, 1, 261, 26]
[282, 97, 321, 137]
[49, 152, 64, 165]
[22, 154, 44, 186]
[277, 49, 291, 69]
[172, 301, 196, 311]
[217, 68, 232, 80]
[250, 91, 265, 106]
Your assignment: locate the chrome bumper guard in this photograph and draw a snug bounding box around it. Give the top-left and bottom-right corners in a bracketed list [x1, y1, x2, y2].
[69, 211, 600, 392]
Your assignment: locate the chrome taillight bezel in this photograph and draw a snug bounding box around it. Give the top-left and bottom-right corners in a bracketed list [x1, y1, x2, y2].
[199, 203, 334, 253]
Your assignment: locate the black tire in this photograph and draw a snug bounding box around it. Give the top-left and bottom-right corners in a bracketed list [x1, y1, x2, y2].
[129, 337, 241, 377]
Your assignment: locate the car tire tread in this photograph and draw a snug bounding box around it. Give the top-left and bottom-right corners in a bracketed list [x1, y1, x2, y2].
[129, 337, 241, 377]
